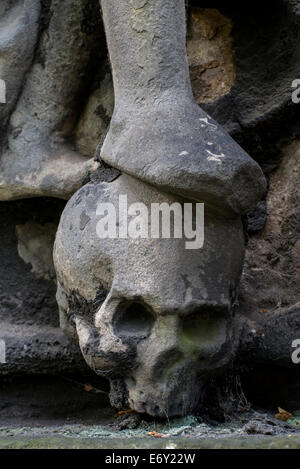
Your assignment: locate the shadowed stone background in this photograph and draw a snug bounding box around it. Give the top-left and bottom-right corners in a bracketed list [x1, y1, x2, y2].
[0, 0, 300, 412]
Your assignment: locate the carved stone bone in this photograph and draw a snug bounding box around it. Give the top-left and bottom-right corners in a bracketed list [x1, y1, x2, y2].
[99, 0, 266, 216]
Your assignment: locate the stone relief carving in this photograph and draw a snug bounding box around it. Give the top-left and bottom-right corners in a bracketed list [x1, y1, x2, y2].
[54, 0, 266, 417]
[0, 0, 299, 417]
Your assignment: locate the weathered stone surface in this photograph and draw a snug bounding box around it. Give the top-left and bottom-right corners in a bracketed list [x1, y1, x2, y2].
[201, 1, 300, 167]
[240, 304, 300, 368]
[187, 8, 236, 104]
[0, 199, 88, 376]
[0, 323, 88, 376]
[75, 61, 114, 158]
[52, 0, 277, 419]
[2, 434, 300, 450]
[0, 0, 105, 200]
[237, 139, 300, 400]
[0, 0, 40, 137]
[0, 409, 299, 449]
[16, 221, 57, 280]
[0, 0, 299, 421]
[0, 375, 110, 426]
[46, 0, 267, 418]
[101, 100, 266, 216]
[241, 140, 300, 314]
[100, 0, 266, 216]
[0, 1, 299, 201]
[243, 414, 298, 436]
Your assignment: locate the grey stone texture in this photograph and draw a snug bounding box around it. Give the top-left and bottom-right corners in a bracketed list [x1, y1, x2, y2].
[0, 198, 88, 376]
[0, 0, 103, 200]
[0, 1, 40, 139]
[100, 0, 266, 216]
[0, 0, 299, 418]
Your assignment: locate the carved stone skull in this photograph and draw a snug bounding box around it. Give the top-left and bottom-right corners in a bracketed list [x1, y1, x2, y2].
[54, 174, 247, 416]
[53, 0, 266, 417]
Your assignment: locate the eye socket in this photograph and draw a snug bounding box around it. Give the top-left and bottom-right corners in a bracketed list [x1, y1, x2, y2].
[179, 307, 228, 348]
[113, 301, 155, 339]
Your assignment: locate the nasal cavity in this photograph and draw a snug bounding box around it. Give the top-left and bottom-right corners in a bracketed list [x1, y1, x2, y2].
[113, 301, 155, 340]
[151, 348, 185, 382]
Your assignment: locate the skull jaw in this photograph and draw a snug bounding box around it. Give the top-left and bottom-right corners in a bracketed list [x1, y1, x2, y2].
[117, 349, 236, 418]
[125, 367, 205, 418]
[67, 306, 238, 418]
[112, 322, 239, 418]
[127, 386, 204, 418]
[66, 297, 239, 418]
